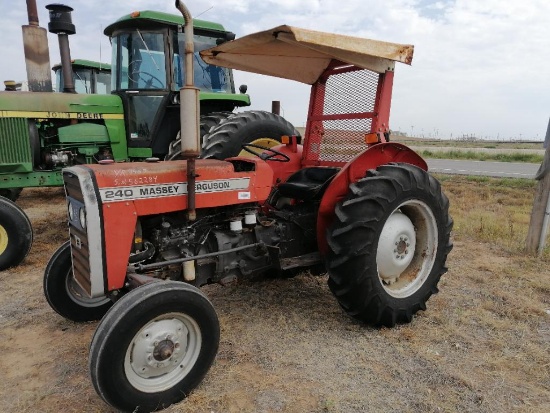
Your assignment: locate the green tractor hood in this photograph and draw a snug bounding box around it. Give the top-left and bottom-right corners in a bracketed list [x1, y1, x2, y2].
[0, 92, 123, 120]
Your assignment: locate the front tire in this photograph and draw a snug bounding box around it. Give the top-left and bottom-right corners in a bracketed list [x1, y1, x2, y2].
[0, 196, 32, 270]
[326, 163, 453, 327]
[90, 281, 220, 412]
[43, 241, 113, 322]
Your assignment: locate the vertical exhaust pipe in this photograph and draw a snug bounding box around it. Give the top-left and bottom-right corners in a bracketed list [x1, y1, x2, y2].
[46, 4, 76, 93]
[175, 0, 200, 221]
[22, 0, 53, 92]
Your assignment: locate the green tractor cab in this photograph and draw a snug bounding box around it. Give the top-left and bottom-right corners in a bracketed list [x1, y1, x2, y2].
[52, 59, 112, 94]
[103, 10, 252, 156]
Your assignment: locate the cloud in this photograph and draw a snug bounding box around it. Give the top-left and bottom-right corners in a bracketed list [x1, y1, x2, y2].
[1, 0, 549, 140]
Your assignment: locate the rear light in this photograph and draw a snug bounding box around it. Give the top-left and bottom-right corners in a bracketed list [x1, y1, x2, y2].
[365, 133, 379, 144]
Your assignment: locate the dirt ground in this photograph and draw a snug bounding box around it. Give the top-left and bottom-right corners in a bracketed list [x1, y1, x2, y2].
[0, 186, 549, 413]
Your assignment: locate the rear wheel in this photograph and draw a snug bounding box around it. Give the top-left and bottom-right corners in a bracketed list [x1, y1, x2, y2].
[326, 163, 453, 327]
[165, 112, 233, 160]
[0, 196, 32, 271]
[90, 281, 220, 412]
[202, 110, 300, 160]
[43, 241, 113, 322]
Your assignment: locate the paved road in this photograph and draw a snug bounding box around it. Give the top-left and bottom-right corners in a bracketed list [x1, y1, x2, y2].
[426, 159, 541, 179]
[409, 146, 545, 155]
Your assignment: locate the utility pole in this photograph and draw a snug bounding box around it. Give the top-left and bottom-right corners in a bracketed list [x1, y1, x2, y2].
[526, 117, 550, 255]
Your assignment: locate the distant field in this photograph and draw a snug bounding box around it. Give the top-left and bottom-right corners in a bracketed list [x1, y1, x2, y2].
[294, 127, 546, 159]
[393, 136, 546, 151]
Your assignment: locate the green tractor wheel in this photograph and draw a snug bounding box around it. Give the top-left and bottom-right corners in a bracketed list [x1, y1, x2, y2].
[165, 112, 234, 160]
[0, 196, 33, 271]
[201, 110, 300, 160]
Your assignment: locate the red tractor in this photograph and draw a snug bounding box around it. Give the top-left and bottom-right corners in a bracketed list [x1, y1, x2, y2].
[43, 2, 452, 411]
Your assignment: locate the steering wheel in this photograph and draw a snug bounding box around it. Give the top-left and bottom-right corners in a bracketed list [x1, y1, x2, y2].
[138, 72, 165, 89]
[241, 143, 290, 162]
[128, 60, 165, 89]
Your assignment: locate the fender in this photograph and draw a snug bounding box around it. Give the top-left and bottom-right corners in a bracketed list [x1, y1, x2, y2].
[316, 142, 427, 255]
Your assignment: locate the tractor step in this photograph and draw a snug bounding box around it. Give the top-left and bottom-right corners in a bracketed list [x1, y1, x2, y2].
[280, 252, 321, 270]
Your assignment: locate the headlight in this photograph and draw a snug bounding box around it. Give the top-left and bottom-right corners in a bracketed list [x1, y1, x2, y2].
[79, 207, 87, 229]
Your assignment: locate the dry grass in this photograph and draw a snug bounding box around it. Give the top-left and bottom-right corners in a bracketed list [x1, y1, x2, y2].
[0, 180, 549, 413]
[437, 175, 549, 256]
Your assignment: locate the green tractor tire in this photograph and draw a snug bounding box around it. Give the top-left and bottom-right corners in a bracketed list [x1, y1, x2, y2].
[0, 196, 33, 271]
[165, 112, 234, 160]
[201, 110, 300, 160]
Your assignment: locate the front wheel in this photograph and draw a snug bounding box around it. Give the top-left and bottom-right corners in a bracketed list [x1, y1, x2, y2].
[0, 196, 32, 270]
[89, 281, 220, 412]
[43, 241, 113, 322]
[326, 163, 453, 327]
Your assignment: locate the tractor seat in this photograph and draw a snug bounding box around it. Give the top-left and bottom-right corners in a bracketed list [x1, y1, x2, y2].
[277, 167, 340, 201]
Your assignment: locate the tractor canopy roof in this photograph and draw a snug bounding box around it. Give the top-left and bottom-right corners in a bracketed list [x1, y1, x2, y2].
[52, 59, 111, 72]
[200, 25, 414, 84]
[104, 10, 226, 36]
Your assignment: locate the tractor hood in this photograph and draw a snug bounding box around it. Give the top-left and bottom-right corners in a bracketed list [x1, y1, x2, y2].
[200, 25, 414, 84]
[0, 91, 123, 118]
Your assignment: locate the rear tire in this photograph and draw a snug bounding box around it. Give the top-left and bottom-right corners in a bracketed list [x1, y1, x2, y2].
[326, 163, 453, 327]
[165, 112, 233, 160]
[0, 196, 32, 270]
[43, 241, 113, 322]
[202, 110, 300, 159]
[90, 281, 220, 412]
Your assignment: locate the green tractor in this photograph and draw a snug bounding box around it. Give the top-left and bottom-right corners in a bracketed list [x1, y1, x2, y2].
[52, 59, 111, 94]
[0, 7, 298, 271]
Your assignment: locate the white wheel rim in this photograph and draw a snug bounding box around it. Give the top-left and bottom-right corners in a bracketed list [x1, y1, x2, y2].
[376, 200, 438, 298]
[65, 271, 110, 307]
[124, 312, 202, 393]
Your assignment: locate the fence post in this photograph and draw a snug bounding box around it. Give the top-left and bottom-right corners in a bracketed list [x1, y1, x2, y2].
[526, 117, 550, 254]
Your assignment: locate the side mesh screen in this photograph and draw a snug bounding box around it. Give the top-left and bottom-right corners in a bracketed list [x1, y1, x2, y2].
[303, 67, 380, 166]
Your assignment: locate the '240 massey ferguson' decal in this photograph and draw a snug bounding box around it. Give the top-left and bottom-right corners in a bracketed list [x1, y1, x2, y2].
[99, 178, 251, 203]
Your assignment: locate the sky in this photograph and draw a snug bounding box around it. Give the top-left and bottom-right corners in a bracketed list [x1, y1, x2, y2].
[1, 0, 549, 141]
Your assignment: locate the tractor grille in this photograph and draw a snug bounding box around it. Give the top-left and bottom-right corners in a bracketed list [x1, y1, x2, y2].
[63, 171, 93, 296]
[0, 118, 32, 172]
[303, 68, 379, 165]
